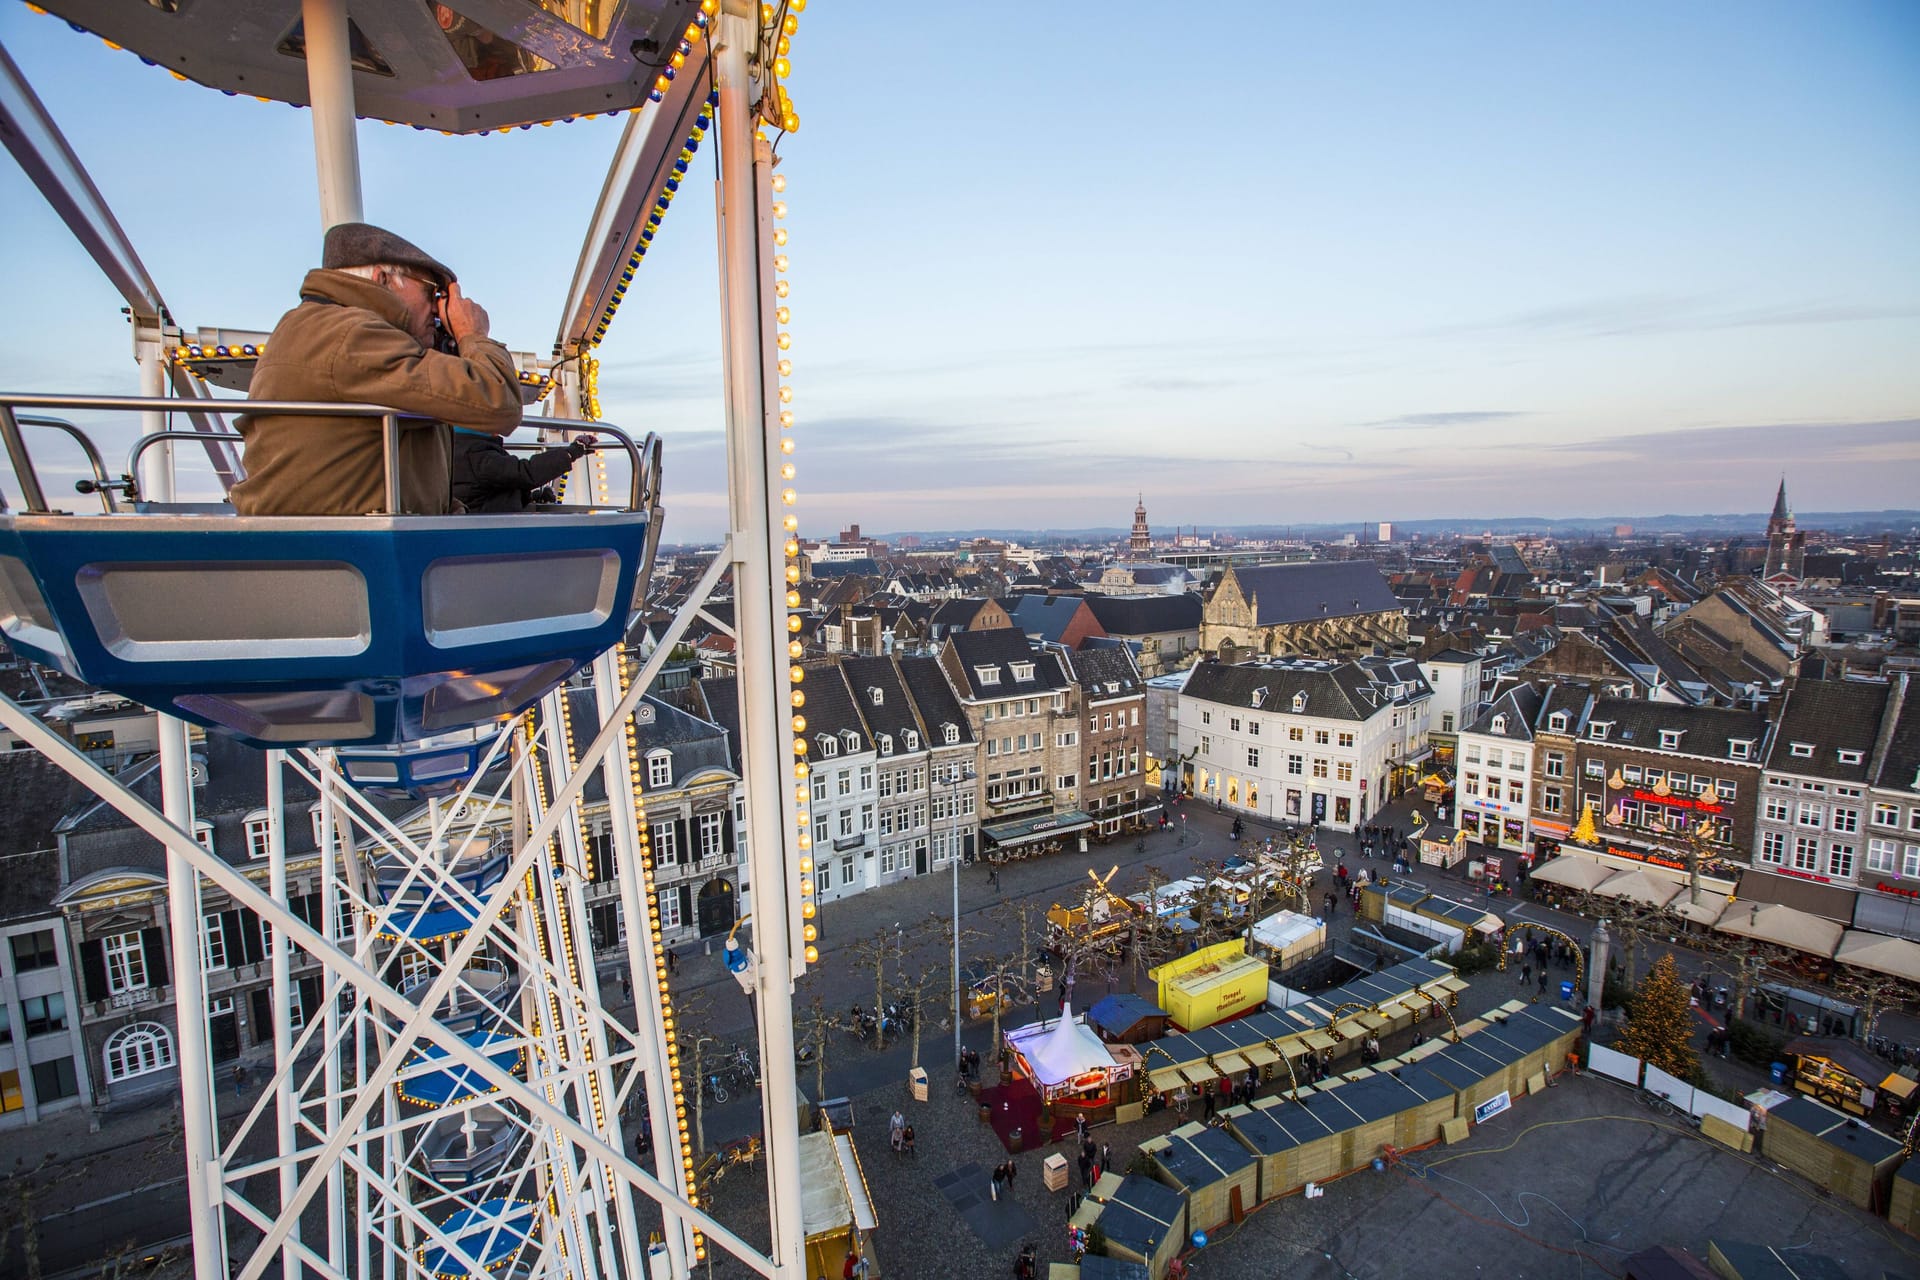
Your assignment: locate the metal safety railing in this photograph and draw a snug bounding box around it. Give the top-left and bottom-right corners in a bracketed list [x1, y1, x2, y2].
[0, 393, 660, 516]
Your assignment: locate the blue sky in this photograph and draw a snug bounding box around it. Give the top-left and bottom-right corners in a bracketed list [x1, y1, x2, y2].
[2, 2, 1916, 541]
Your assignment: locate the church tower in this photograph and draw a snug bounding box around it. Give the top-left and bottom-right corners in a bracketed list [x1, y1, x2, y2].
[1763, 477, 1804, 583]
[1129, 494, 1152, 559]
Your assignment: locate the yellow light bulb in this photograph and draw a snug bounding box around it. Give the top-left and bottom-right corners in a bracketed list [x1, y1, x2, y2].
[790, 664, 805, 681]
[798, 833, 811, 850]
[759, 3, 773, 21]
[803, 923, 817, 942]
[781, 487, 797, 504]
[773, 57, 790, 79]
[786, 564, 801, 582]
[789, 639, 804, 658]
[670, 51, 687, 70]
[774, 228, 788, 246]
[774, 255, 788, 272]
[786, 588, 801, 606]
[795, 785, 808, 803]
[772, 174, 787, 192]
[780, 410, 794, 427]
[791, 713, 806, 731]
[802, 900, 815, 917]
[685, 23, 703, 42]
[781, 437, 796, 454]
[783, 13, 799, 35]
[787, 613, 802, 632]
[791, 689, 806, 707]
[777, 306, 791, 324]
[777, 35, 790, 55]
[794, 738, 807, 755]
[781, 463, 796, 481]
[779, 385, 794, 402]
[799, 857, 813, 873]
[778, 359, 792, 376]
[805, 945, 819, 963]
[777, 333, 792, 350]
[800, 880, 813, 897]
[776, 280, 790, 298]
[772, 201, 788, 219]
[784, 514, 799, 531]
[783, 113, 800, 132]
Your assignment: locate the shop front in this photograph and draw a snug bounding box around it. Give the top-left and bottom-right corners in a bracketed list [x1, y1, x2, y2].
[1003, 1005, 1138, 1123]
[982, 808, 1096, 861]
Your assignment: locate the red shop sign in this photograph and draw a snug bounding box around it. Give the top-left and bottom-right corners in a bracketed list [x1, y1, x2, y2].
[1629, 789, 1723, 814]
[1876, 881, 1920, 901]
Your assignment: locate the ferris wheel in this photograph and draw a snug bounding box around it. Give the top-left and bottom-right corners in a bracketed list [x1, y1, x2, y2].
[0, 2, 821, 1277]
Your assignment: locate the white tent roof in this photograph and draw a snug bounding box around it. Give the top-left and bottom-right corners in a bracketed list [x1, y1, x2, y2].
[1249, 910, 1322, 953]
[1530, 857, 1616, 892]
[797, 1131, 852, 1241]
[1836, 930, 1920, 983]
[1714, 901, 1843, 957]
[1595, 868, 1683, 909]
[1005, 1005, 1115, 1088]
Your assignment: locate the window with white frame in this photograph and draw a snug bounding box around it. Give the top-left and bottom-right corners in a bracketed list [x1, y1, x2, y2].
[201, 913, 228, 971]
[904, 729, 920, 749]
[1832, 808, 1860, 834]
[1792, 835, 1820, 872]
[1486, 748, 1504, 769]
[103, 1022, 174, 1083]
[1314, 730, 1329, 745]
[838, 810, 854, 838]
[1463, 773, 1480, 797]
[1875, 802, 1901, 828]
[1797, 802, 1824, 828]
[1507, 781, 1525, 803]
[1542, 788, 1563, 815]
[651, 820, 678, 865]
[244, 810, 272, 860]
[1789, 742, 1814, 758]
[813, 815, 829, 846]
[1336, 761, 1354, 782]
[815, 736, 839, 758]
[1838, 749, 1863, 766]
[858, 765, 874, 790]
[836, 770, 851, 797]
[1289, 726, 1304, 742]
[1287, 755, 1303, 775]
[1585, 759, 1605, 778]
[1828, 844, 1855, 879]
[1764, 796, 1791, 823]
[659, 892, 682, 930]
[943, 724, 960, 745]
[1659, 730, 1681, 750]
[1312, 758, 1329, 779]
[1548, 712, 1569, 732]
[1200, 735, 1211, 755]
[193, 821, 214, 853]
[880, 846, 898, 874]
[1868, 838, 1897, 874]
[697, 812, 724, 860]
[1729, 740, 1752, 760]
[104, 931, 148, 994]
[1337, 731, 1355, 748]
[976, 667, 1000, 686]
[646, 750, 672, 788]
[309, 805, 327, 850]
[1906, 844, 1920, 878]
[1760, 831, 1786, 864]
[1544, 753, 1566, 778]
[1911, 808, 1920, 832]
[1247, 747, 1260, 769]
[860, 804, 875, 832]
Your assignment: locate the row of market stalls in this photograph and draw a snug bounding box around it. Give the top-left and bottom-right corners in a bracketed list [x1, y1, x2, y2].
[1073, 1000, 1584, 1278]
[1531, 856, 1920, 984]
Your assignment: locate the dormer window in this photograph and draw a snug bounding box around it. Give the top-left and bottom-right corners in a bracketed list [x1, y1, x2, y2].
[1548, 712, 1569, 733]
[815, 734, 839, 758]
[1659, 730, 1682, 750]
[868, 686, 884, 706]
[976, 666, 1001, 686]
[841, 729, 860, 752]
[903, 729, 919, 750]
[1251, 688, 1267, 709]
[942, 723, 960, 746]
[1010, 661, 1036, 682]
[646, 749, 672, 788]
[1291, 692, 1307, 714]
[1789, 743, 1814, 759]
[1589, 722, 1611, 741]
[1837, 749, 1863, 765]
[1490, 714, 1507, 734]
[877, 734, 894, 756]
[1729, 740, 1753, 760]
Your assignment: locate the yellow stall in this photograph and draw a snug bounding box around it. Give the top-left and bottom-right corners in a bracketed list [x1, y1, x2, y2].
[1149, 940, 1270, 1033]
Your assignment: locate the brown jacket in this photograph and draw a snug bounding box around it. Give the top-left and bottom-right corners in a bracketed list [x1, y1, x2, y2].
[229, 269, 522, 516]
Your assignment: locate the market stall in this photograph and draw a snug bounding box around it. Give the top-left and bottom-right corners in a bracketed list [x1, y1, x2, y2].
[797, 1129, 878, 1280]
[1081, 1175, 1187, 1280]
[1141, 1120, 1261, 1235]
[1760, 1094, 1904, 1212]
[1417, 824, 1468, 870]
[1246, 909, 1326, 972]
[1888, 1158, 1920, 1238]
[1004, 1004, 1136, 1119]
[1149, 939, 1271, 1032]
[1785, 1037, 1882, 1116]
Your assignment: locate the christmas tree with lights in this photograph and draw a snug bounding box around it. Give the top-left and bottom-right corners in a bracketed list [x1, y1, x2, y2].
[1617, 954, 1698, 1081]
[1569, 801, 1598, 848]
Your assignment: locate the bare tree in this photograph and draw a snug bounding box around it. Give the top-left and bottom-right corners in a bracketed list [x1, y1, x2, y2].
[796, 994, 835, 1104]
[849, 925, 906, 1050]
[894, 918, 953, 1073]
[995, 896, 1045, 1017]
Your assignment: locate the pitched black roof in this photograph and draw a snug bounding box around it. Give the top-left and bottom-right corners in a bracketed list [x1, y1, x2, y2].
[1765, 678, 1891, 781]
[1225, 562, 1401, 626]
[945, 628, 1071, 699]
[841, 655, 922, 748]
[1065, 646, 1143, 699]
[1084, 593, 1203, 635]
[1005, 595, 1097, 646]
[1584, 697, 1769, 761]
[1874, 676, 1920, 796]
[897, 656, 973, 745]
[1462, 683, 1543, 742]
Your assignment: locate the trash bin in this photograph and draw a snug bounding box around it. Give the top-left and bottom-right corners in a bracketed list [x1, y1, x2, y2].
[1559, 981, 1575, 1001]
[1770, 1062, 1787, 1085]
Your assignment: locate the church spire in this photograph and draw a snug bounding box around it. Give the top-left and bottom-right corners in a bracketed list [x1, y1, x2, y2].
[1770, 476, 1789, 524]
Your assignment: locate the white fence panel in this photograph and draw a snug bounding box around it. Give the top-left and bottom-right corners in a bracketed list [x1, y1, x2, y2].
[1589, 1043, 1642, 1086]
[1690, 1090, 1751, 1132]
[1643, 1063, 1693, 1110]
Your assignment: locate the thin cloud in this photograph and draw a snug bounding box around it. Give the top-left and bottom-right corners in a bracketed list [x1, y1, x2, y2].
[1434, 294, 1920, 341]
[1367, 410, 1532, 429]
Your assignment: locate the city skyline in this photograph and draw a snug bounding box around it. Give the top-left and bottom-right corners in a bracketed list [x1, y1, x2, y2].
[1, 3, 1916, 540]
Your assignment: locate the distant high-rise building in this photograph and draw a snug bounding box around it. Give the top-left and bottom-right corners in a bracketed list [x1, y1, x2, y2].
[1129, 494, 1152, 559]
[1377, 522, 1393, 543]
[1613, 524, 1634, 538]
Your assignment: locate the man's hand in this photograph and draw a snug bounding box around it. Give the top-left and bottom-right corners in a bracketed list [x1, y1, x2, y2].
[441, 281, 490, 344]
[567, 432, 599, 458]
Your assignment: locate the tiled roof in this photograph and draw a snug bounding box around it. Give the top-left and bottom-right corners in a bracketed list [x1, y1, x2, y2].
[1765, 678, 1891, 781]
[1084, 593, 1203, 635]
[897, 656, 974, 745]
[1223, 561, 1402, 626]
[946, 628, 1070, 699]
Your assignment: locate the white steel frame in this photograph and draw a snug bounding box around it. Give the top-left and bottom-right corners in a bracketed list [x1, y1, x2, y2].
[0, 0, 810, 1275]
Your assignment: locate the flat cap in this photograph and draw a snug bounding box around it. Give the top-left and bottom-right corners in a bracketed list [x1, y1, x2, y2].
[321, 222, 456, 288]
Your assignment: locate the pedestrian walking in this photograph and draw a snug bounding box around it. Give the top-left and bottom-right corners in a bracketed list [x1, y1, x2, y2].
[620, 972, 632, 1000]
[1077, 1151, 1093, 1186]
[1005, 1157, 1018, 1189]
[1521, 960, 1532, 985]
[989, 865, 1001, 892]
[991, 1162, 1006, 1201]
[1075, 1114, 1088, 1145]
[666, 948, 677, 975]
[1202, 1088, 1215, 1120]
[888, 1109, 904, 1154]
[233, 1063, 248, 1096]
[1537, 968, 1550, 998]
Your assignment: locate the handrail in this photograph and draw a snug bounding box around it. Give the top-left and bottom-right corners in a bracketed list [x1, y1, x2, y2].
[0, 393, 659, 516]
[13, 415, 122, 514]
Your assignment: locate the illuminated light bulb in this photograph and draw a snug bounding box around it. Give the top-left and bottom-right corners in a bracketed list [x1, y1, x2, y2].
[778, 359, 793, 376]
[777, 306, 791, 324]
[670, 51, 687, 70]
[772, 173, 787, 192]
[655, 74, 672, 93]
[786, 588, 801, 606]
[783, 13, 799, 34]
[802, 900, 816, 918]
[759, 2, 773, 20]
[777, 35, 790, 55]
[782, 437, 796, 455]
[772, 201, 788, 219]
[789, 639, 805, 658]
[786, 564, 801, 583]
[783, 113, 800, 132]
[792, 713, 807, 731]
[791, 689, 806, 707]
[780, 410, 795, 427]
[781, 487, 797, 505]
[774, 255, 788, 272]
[787, 614, 803, 632]
[795, 762, 810, 780]
[779, 388, 795, 406]
[805, 945, 819, 963]
[700, 0, 718, 14]
[776, 280, 790, 298]
[684, 22, 703, 41]
[800, 879, 813, 897]
[782, 463, 796, 481]
[803, 924, 817, 942]
[793, 738, 807, 756]
[775, 228, 789, 246]
[773, 57, 790, 79]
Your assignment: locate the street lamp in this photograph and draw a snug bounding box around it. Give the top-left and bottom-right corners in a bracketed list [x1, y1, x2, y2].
[946, 762, 977, 1070]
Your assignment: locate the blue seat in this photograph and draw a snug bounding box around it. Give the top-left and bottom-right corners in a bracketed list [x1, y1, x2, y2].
[0, 509, 656, 748]
[337, 726, 499, 799]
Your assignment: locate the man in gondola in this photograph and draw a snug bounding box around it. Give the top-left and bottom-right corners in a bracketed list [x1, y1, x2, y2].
[232, 222, 522, 516]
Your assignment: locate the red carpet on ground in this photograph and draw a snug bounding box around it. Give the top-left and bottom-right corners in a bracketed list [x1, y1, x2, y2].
[977, 1079, 1079, 1152]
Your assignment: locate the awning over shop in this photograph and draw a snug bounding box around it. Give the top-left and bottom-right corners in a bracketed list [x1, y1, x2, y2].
[982, 809, 1096, 848]
[1530, 857, 1616, 893]
[1595, 868, 1683, 910]
[1715, 901, 1844, 958]
[1733, 869, 1857, 923]
[1672, 890, 1729, 926]
[1147, 1066, 1186, 1094]
[1403, 748, 1435, 767]
[1835, 930, 1920, 983]
[1211, 1051, 1250, 1076]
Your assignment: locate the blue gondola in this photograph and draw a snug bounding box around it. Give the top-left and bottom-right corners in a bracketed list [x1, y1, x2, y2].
[337, 726, 502, 799]
[0, 397, 661, 750]
[419, 1199, 538, 1279]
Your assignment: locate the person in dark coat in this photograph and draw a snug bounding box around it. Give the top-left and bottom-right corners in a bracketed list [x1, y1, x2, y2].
[452, 427, 596, 512]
